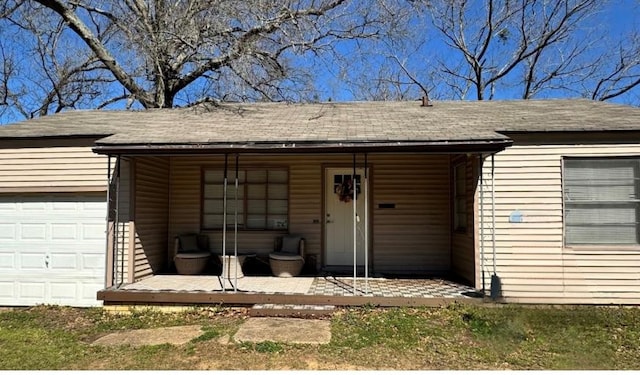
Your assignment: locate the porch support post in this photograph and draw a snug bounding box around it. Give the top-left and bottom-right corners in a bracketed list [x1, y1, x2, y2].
[105, 155, 112, 288]
[233, 154, 239, 292]
[364, 153, 369, 295]
[222, 154, 228, 291]
[113, 155, 121, 287]
[353, 153, 357, 296]
[117, 157, 124, 287]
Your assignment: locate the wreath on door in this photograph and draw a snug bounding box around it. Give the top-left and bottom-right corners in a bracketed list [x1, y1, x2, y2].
[335, 178, 359, 202]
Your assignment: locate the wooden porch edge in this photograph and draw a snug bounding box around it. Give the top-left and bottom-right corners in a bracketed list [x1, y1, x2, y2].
[97, 288, 485, 307]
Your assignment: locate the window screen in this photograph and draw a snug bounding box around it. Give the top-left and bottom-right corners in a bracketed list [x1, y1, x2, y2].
[564, 158, 640, 245]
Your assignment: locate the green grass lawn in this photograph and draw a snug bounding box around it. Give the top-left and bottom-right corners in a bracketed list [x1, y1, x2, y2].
[1, 304, 639, 370]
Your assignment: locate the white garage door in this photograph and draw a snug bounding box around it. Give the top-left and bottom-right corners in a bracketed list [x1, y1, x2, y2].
[0, 194, 106, 307]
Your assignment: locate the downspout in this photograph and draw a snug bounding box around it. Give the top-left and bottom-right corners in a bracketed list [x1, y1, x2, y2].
[479, 154, 485, 293]
[491, 154, 497, 277]
[479, 152, 499, 297]
[489, 153, 502, 300]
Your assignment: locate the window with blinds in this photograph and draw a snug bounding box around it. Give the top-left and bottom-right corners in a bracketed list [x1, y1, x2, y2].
[202, 168, 288, 230]
[453, 162, 467, 232]
[563, 157, 640, 246]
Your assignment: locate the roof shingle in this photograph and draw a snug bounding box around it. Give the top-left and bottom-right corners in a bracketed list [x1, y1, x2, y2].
[0, 99, 638, 147]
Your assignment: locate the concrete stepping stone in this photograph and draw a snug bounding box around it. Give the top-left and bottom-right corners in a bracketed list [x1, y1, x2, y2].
[233, 317, 331, 344]
[91, 325, 203, 347]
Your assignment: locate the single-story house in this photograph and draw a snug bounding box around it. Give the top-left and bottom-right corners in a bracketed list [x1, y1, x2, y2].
[0, 99, 639, 307]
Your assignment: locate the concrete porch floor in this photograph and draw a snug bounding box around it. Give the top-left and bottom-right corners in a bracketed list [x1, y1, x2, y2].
[119, 274, 479, 299]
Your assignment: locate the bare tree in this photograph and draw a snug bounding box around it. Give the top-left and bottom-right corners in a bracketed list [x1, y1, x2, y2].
[426, 0, 603, 100]
[0, 0, 400, 121]
[347, 0, 640, 104]
[588, 31, 640, 102]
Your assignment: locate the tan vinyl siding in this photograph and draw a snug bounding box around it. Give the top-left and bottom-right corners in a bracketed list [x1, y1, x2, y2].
[133, 157, 169, 281]
[370, 154, 450, 273]
[0, 143, 108, 192]
[479, 143, 640, 304]
[165, 154, 451, 274]
[451, 155, 477, 284]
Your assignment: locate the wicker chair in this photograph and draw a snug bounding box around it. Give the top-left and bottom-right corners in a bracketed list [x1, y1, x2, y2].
[269, 235, 305, 277]
[174, 233, 211, 275]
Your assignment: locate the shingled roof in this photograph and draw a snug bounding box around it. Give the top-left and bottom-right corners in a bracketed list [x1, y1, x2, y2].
[0, 99, 638, 154]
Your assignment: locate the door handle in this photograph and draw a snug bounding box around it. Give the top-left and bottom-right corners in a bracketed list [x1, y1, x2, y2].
[326, 220, 334, 223]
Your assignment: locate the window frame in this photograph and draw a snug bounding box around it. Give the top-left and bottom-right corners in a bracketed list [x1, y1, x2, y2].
[200, 166, 290, 231]
[562, 156, 640, 249]
[453, 161, 468, 233]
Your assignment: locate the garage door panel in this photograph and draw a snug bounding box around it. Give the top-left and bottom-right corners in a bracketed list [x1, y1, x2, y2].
[82, 254, 104, 270]
[19, 282, 46, 299]
[0, 281, 13, 298]
[21, 201, 47, 211]
[50, 253, 77, 270]
[51, 224, 77, 240]
[20, 224, 47, 240]
[0, 253, 14, 269]
[83, 224, 105, 240]
[0, 194, 106, 307]
[20, 253, 46, 270]
[50, 282, 77, 301]
[0, 223, 16, 239]
[51, 200, 80, 210]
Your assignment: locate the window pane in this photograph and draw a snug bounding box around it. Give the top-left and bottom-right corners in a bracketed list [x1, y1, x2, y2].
[247, 170, 267, 183]
[566, 184, 636, 201]
[269, 170, 288, 183]
[203, 185, 223, 199]
[247, 199, 266, 214]
[268, 183, 288, 199]
[566, 204, 637, 225]
[224, 199, 244, 214]
[455, 164, 466, 194]
[267, 215, 288, 230]
[204, 170, 224, 183]
[268, 199, 288, 215]
[566, 225, 637, 245]
[246, 215, 266, 229]
[247, 184, 266, 199]
[203, 199, 223, 214]
[203, 214, 223, 228]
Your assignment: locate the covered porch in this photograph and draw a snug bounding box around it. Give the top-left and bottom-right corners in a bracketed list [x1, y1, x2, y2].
[94, 102, 509, 307]
[98, 150, 501, 307]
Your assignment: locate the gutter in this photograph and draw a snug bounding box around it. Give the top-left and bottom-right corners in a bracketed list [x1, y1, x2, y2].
[93, 139, 513, 156]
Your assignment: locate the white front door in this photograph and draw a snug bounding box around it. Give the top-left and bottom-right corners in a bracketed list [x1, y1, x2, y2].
[325, 168, 368, 266]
